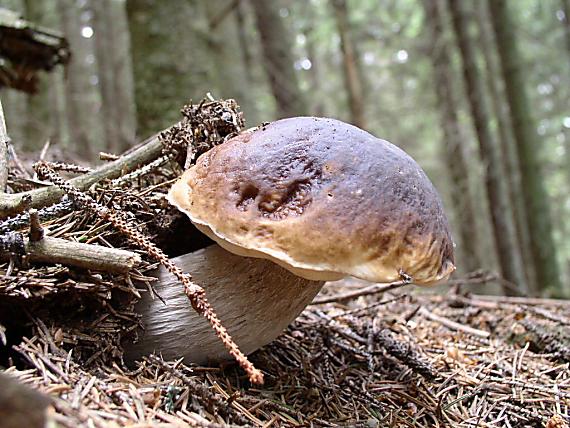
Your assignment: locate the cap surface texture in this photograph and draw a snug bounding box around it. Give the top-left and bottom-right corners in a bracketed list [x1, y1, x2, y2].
[168, 117, 455, 284]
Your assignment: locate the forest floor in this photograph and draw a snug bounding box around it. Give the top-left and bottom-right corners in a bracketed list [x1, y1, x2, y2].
[2, 279, 569, 428]
[1, 100, 569, 428]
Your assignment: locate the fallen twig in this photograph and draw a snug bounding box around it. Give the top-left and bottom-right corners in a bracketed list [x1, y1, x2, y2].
[0, 233, 141, 273]
[312, 279, 411, 304]
[26, 236, 140, 273]
[472, 294, 570, 307]
[0, 198, 74, 234]
[418, 306, 491, 338]
[0, 133, 165, 217]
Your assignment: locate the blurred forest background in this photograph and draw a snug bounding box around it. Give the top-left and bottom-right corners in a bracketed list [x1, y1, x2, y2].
[0, 0, 569, 297]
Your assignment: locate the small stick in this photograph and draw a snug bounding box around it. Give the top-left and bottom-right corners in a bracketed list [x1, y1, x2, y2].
[471, 294, 570, 308]
[0, 198, 74, 234]
[28, 208, 44, 241]
[376, 328, 437, 379]
[40, 161, 92, 174]
[312, 279, 411, 305]
[0, 234, 141, 273]
[418, 307, 491, 338]
[7, 143, 30, 178]
[99, 152, 119, 161]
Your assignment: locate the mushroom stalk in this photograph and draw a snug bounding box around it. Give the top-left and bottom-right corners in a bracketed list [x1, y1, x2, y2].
[124, 245, 324, 364]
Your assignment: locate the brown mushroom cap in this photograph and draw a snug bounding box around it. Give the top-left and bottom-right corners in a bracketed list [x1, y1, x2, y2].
[168, 117, 455, 284]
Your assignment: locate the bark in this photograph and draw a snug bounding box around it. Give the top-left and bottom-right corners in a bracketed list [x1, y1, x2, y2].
[330, 0, 366, 128]
[0, 1, 28, 153]
[250, 0, 308, 118]
[489, 0, 562, 293]
[39, 0, 69, 148]
[448, 0, 527, 295]
[203, 0, 250, 113]
[303, 22, 325, 117]
[48, 68, 69, 148]
[422, 0, 481, 273]
[476, 1, 535, 289]
[0, 92, 27, 152]
[560, 0, 570, 198]
[298, 2, 324, 116]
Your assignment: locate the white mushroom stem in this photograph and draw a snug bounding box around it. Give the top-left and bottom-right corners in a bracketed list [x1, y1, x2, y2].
[124, 245, 325, 364]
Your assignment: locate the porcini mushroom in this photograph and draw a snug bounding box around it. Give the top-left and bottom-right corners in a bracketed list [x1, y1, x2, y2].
[125, 117, 455, 364]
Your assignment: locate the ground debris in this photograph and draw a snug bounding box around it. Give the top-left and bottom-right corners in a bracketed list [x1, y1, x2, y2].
[1, 99, 569, 427]
[4, 288, 569, 427]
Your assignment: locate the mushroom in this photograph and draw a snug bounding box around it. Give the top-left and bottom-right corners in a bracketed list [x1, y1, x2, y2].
[125, 117, 455, 364]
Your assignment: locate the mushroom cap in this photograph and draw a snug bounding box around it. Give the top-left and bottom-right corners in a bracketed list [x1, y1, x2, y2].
[168, 117, 455, 284]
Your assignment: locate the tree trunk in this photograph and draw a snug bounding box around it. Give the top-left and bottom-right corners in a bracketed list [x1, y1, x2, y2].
[234, 0, 252, 80]
[561, 0, 570, 59]
[47, 69, 69, 149]
[303, 22, 325, 117]
[126, 0, 199, 138]
[92, 0, 119, 153]
[23, 0, 51, 151]
[559, 0, 570, 202]
[58, 0, 97, 159]
[203, 0, 253, 118]
[0, 0, 27, 151]
[448, 0, 527, 295]
[108, 0, 137, 152]
[92, 0, 136, 153]
[249, 0, 308, 118]
[476, 1, 535, 289]
[330, 0, 366, 128]
[297, 2, 325, 117]
[488, 0, 562, 294]
[422, 0, 481, 273]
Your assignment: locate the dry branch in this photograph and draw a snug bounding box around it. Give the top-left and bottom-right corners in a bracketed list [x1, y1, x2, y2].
[23, 236, 140, 273]
[0, 133, 164, 218]
[418, 306, 491, 338]
[0, 231, 141, 273]
[0, 199, 73, 234]
[312, 279, 411, 304]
